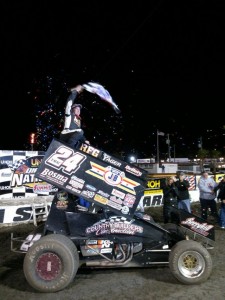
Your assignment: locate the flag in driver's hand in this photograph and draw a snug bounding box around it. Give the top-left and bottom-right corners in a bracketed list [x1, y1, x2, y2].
[83, 82, 121, 114]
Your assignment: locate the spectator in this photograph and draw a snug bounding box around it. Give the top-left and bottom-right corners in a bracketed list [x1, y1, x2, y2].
[198, 171, 219, 223]
[162, 176, 179, 224]
[60, 85, 90, 149]
[175, 172, 191, 213]
[214, 175, 225, 229]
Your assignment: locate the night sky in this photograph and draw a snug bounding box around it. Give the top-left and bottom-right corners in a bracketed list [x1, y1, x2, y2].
[1, 1, 225, 160]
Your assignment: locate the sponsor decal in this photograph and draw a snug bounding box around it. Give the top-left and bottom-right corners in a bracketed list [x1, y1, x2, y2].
[85, 184, 97, 192]
[40, 168, 68, 185]
[56, 192, 69, 209]
[86, 162, 140, 194]
[70, 175, 85, 184]
[56, 200, 68, 209]
[108, 200, 122, 210]
[97, 190, 110, 197]
[121, 205, 129, 214]
[125, 165, 142, 177]
[94, 194, 108, 204]
[124, 194, 136, 207]
[66, 185, 81, 194]
[109, 195, 123, 205]
[81, 190, 94, 198]
[86, 239, 113, 248]
[33, 184, 53, 193]
[102, 153, 122, 167]
[87, 240, 98, 245]
[68, 178, 84, 189]
[111, 188, 125, 199]
[104, 167, 123, 186]
[181, 217, 214, 236]
[86, 218, 143, 235]
[83, 240, 113, 255]
[80, 144, 101, 158]
[100, 248, 113, 254]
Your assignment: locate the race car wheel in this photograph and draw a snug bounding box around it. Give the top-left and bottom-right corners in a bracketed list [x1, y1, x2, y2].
[23, 234, 79, 292]
[169, 240, 212, 284]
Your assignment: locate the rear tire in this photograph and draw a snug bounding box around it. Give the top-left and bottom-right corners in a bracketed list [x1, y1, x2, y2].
[23, 234, 79, 292]
[169, 240, 212, 284]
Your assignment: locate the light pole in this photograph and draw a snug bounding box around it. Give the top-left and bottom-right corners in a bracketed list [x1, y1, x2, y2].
[157, 132, 159, 163]
[166, 134, 171, 162]
[173, 144, 176, 162]
[156, 130, 165, 163]
[198, 136, 203, 150]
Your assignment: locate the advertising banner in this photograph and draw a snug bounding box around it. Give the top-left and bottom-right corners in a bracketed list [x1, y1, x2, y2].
[0, 150, 57, 199]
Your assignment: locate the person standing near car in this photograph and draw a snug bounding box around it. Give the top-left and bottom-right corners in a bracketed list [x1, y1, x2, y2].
[198, 171, 219, 223]
[162, 176, 179, 224]
[214, 175, 225, 228]
[175, 172, 191, 213]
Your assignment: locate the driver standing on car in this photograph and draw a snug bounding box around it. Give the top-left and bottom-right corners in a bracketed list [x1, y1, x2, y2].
[60, 85, 90, 149]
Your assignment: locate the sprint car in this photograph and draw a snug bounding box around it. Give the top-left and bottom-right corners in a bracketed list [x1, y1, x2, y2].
[11, 139, 215, 293]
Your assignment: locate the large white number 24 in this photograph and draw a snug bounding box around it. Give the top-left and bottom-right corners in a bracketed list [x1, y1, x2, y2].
[46, 146, 86, 174]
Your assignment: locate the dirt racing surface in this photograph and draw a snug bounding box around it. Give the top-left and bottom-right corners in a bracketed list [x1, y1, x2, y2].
[0, 204, 225, 300]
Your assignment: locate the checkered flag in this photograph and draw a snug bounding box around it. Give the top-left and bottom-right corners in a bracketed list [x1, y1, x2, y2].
[9, 159, 27, 171]
[83, 82, 121, 114]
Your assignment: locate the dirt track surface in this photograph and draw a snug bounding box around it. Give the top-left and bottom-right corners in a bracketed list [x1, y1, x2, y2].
[1, 206, 225, 300]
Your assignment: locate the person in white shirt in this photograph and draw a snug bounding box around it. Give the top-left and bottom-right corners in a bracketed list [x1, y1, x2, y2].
[198, 171, 219, 223]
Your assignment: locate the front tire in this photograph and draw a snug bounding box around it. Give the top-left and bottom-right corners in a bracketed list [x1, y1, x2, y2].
[169, 240, 212, 284]
[23, 234, 79, 292]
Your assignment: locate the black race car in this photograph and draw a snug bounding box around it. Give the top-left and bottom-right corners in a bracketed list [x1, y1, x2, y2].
[11, 139, 215, 293]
